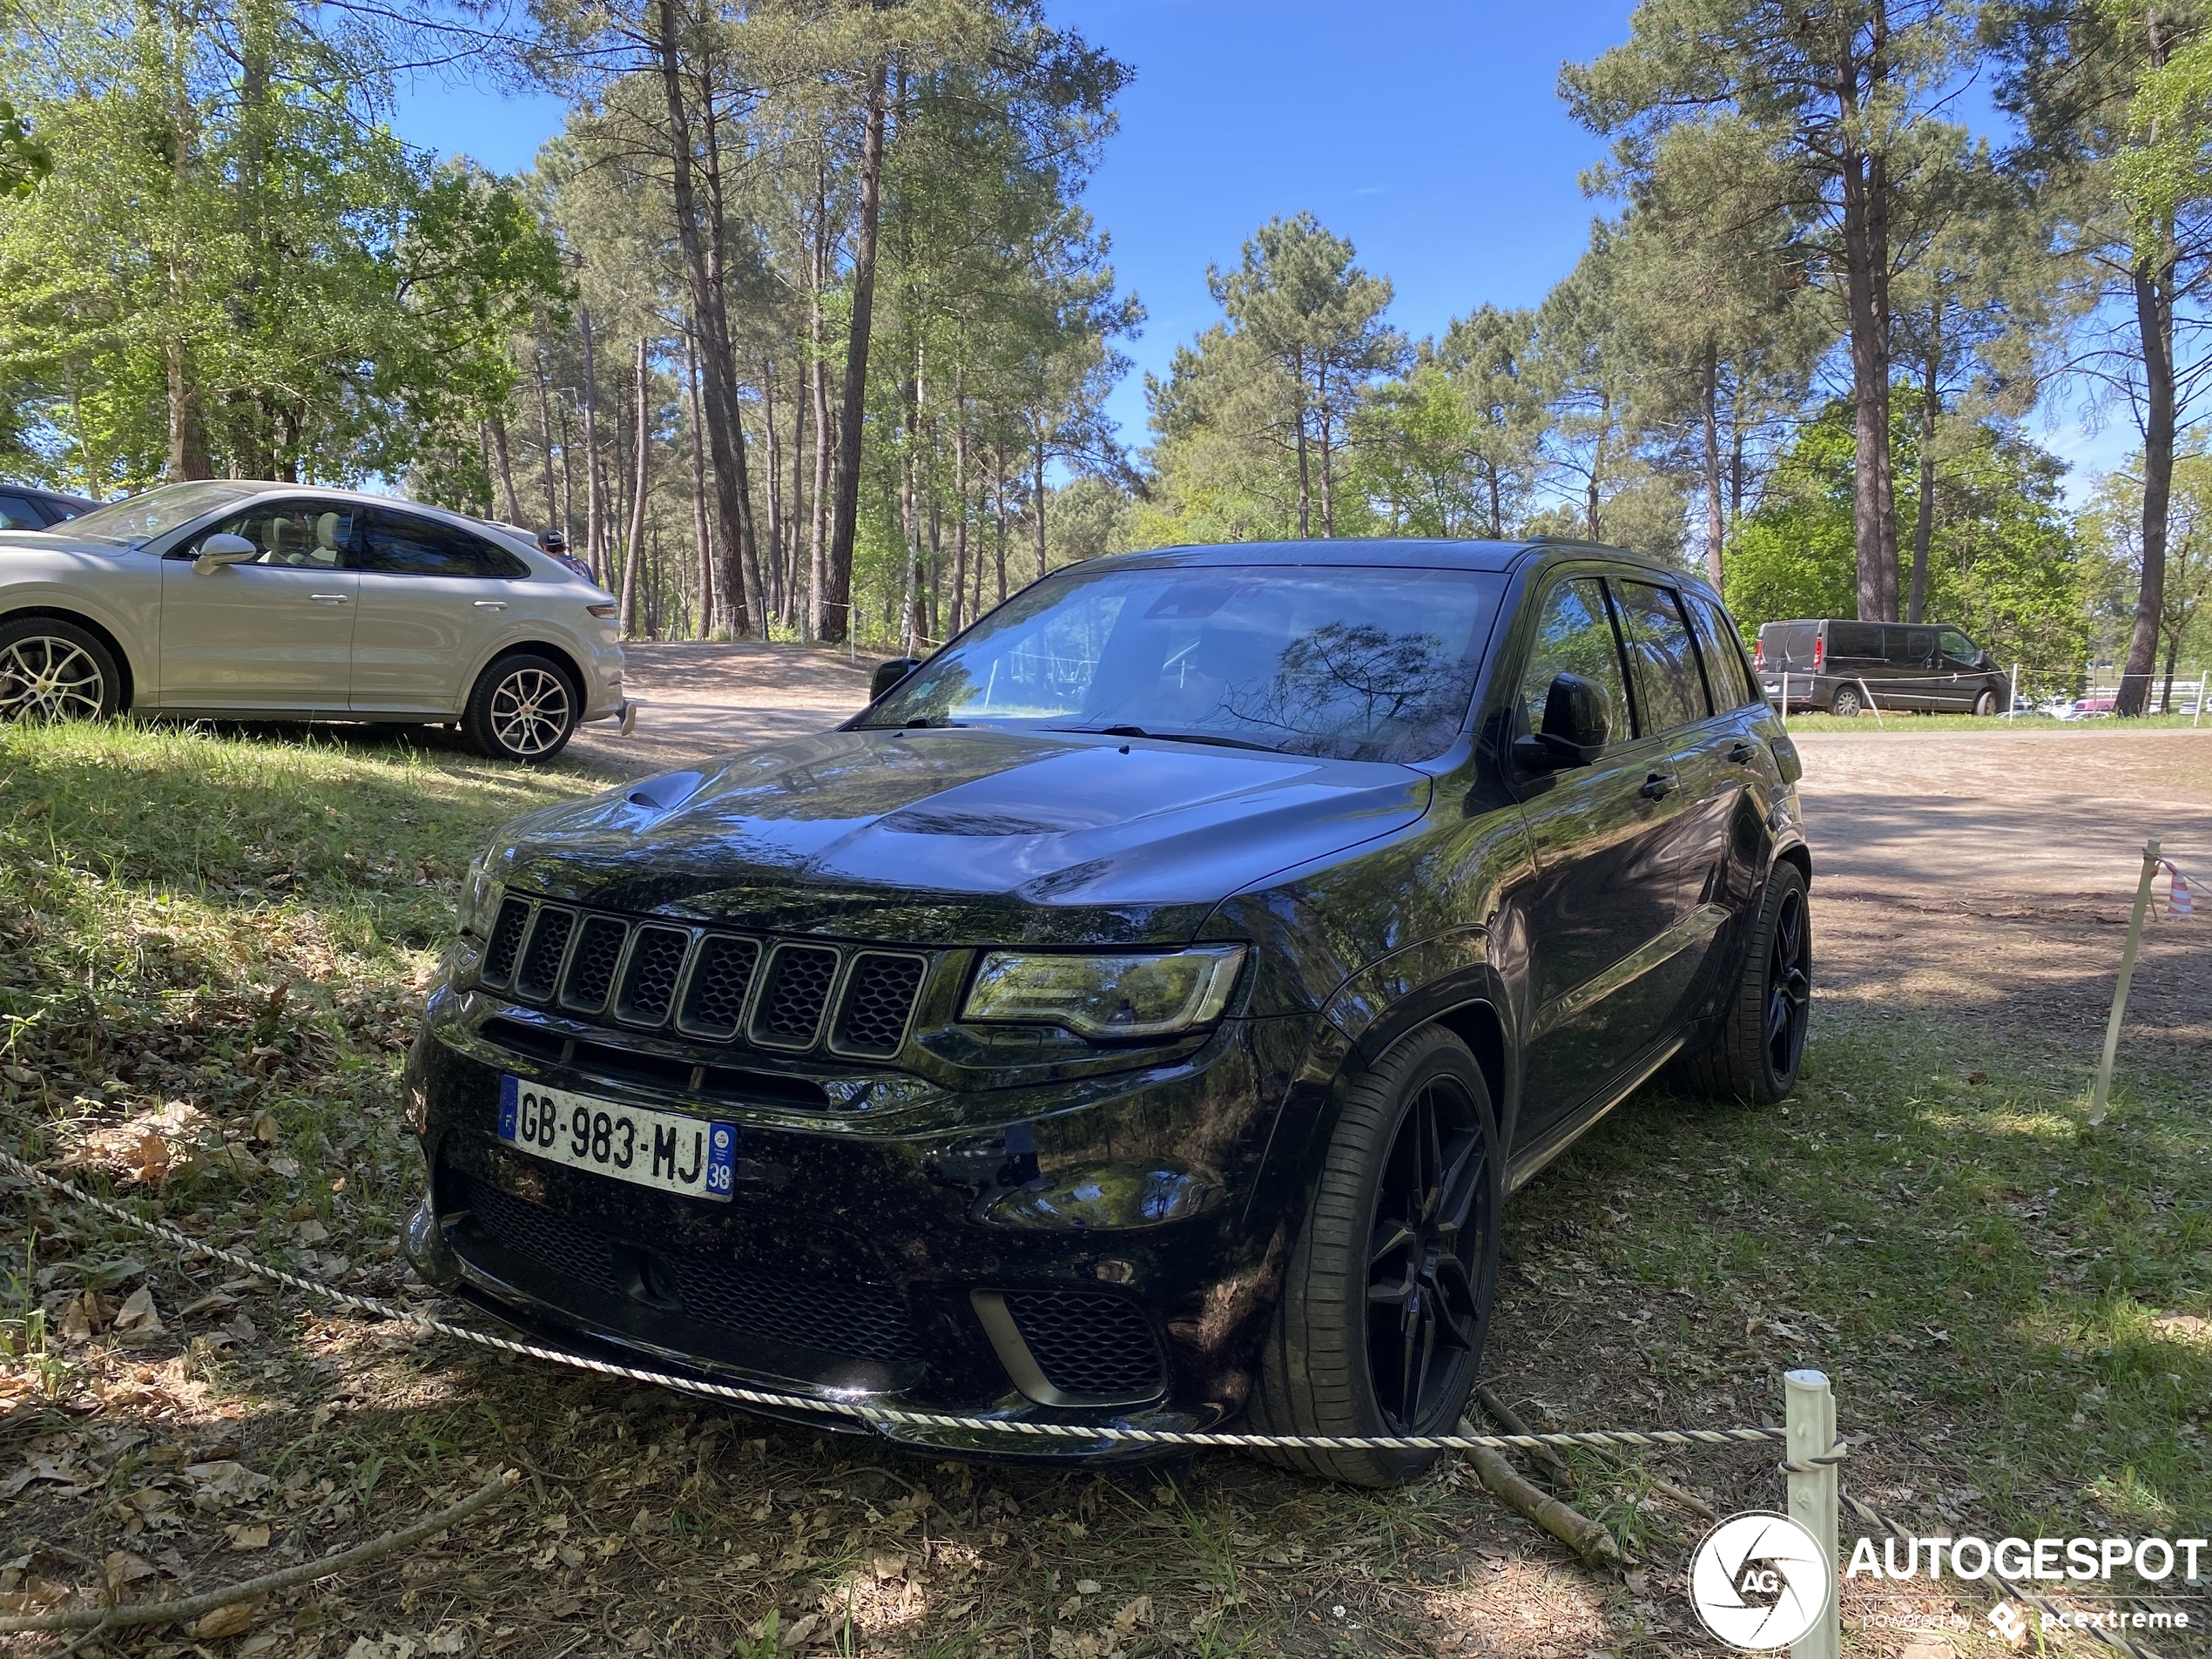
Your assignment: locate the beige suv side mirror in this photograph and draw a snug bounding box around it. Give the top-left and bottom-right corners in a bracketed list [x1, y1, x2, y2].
[193, 533, 260, 574]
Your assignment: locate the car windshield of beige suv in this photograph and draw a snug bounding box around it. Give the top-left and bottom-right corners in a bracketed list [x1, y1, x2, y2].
[52, 480, 260, 547]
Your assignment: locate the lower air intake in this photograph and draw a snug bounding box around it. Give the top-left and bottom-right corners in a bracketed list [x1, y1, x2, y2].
[1001, 1291, 1166, 1402]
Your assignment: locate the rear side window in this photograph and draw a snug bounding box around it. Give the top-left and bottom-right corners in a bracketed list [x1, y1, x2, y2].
[1827, 622, 1882, 658]
[0, 494, 44, 529]
[1686, 594, 1763, 709]
[354, 512, 529, 579]
[1611, 580, 1711, 735]
[1517, 577, 1632, 752]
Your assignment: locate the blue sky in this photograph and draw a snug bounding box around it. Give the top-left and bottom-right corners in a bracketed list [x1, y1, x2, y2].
[388, 0, 2128, 486]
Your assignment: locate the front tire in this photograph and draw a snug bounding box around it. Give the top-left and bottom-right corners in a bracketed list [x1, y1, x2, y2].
[1829, 685, 1864, 718]
[1673, 860, 1811, 1104]
[464, 653, 579, 763]
[0, 617, 120, 723]
[1973, 688, 2000, 717]
[1249, 1026, 1503, 1486]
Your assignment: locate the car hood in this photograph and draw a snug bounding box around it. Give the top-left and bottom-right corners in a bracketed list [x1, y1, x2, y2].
[491, 726, 1433, 946]
[0, 529, 127, 558]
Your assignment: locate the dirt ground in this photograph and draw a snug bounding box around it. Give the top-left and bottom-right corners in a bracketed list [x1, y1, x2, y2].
[7, 651, 2208, 1659]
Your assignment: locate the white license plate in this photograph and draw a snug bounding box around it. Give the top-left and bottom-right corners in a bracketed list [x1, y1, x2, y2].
[497, 1076, 737, 1202]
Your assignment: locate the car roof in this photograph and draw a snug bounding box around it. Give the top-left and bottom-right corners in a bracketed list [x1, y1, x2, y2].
[1076, 536, 1723, 597]
[3, 483, 96, 509]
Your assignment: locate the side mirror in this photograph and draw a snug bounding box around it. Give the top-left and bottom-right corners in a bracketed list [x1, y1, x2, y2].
[870, 657, 923, 701]
[192, 533, 260, 574]
[1513, 671, 1610, 771]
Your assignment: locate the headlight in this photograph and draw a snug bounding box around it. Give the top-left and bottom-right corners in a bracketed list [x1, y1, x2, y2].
[458, 852, 499, 936]
[961, 947, 1246, 1040]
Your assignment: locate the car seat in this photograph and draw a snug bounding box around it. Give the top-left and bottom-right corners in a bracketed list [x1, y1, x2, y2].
[265, 518, 299, 564]
[309, 513, 343, 566]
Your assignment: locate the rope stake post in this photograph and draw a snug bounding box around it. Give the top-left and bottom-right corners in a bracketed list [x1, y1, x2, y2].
[2090, 837, 2162, 1126]
[1784, 1368, 1841, 1659]
[2009, 662, 2021, 721]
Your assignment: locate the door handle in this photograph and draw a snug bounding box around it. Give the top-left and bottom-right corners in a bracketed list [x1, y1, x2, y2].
[307, 593, 350, 604]
[474, 600, 508, 610]
[1728, 740, 1757, 765]
[1639, 771, 1679, 800]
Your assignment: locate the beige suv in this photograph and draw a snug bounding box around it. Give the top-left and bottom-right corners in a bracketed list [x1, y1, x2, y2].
[0, 481, 631, 761]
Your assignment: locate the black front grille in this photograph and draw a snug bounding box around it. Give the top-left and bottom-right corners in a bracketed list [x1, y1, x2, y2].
[515, 907, 575, 1001]
[483, 897, 531, 986]
[678, 935, 760, 1039]
[455, 1175, 916, 1363]
[560, 915, 629, 1013]
[1004, 1291, 1165, 1401]
[481, 896, 928, 1069]
[752, 946, 840, 1048]
[615, 926, 689, 1026]
[833, 954, 926, 1056]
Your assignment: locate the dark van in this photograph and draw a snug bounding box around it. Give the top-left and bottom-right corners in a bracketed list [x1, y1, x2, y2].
[1754, 619, 2010, 717]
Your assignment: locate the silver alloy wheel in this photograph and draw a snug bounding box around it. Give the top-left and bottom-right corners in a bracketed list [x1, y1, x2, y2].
[0, 634, 107, 721]
[487, 665, 572, 757]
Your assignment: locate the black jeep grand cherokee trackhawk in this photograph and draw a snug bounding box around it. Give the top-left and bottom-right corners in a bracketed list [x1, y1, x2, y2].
[405, 538, 1812, 1485]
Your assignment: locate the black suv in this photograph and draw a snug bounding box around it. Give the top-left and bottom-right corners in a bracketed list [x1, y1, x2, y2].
[1756, 618, 2011, 717]
[405, 539, 1813, 1485]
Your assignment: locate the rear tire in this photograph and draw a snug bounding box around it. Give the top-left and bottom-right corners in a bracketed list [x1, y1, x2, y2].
[1671, 860, 1811, 1104]
[463, 653, 579, 763]
[0, 617, 120, 722]
[1829, 685, 1864, 718]
[1248, 1026, 1503, 1487]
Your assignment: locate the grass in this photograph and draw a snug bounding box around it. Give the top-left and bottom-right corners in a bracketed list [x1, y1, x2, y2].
[1, 712, 2208, 1657]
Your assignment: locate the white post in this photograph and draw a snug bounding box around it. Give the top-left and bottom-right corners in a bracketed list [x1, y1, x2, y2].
[1856, 676, 1885, 728]
[2090, 837, 2162, 1126]
[2196, 671, 2206, 729]
[1784, 1369, 1841, 1659]
[2008, 662, 2020, 722]
[1779, 671, 1789, 728]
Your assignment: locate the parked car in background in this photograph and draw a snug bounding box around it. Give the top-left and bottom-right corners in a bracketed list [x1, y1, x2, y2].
[0, 479, 632, 761]
[406, 536, 1813, 1485]
[0, 483, 96, 530]
[1755, 618, 2011, 717]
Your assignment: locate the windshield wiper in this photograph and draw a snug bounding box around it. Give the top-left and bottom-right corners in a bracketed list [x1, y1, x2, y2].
[1062, 725, 1283, 753]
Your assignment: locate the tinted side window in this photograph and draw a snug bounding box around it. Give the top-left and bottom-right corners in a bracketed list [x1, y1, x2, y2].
[1939, 628, 1977, 662]
[179, 502, 354, 565]
[1612, 580, 1710, 735]
[1884, 626, 1934, 668]
[1518, 577, 1631, 752]
[355, 512, 529, 578]
[1828, 622, 1882, 658]
[0, 495, 42, 530]
[1688, 594, 1762, 709]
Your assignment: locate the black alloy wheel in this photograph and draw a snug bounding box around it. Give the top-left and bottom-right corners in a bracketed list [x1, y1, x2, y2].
[1248, 1025, 1503, 1486]
[0, 617, 120, 723]
[1671, 859, 1812, 1105]
[1366, 1074, 1489, 1437]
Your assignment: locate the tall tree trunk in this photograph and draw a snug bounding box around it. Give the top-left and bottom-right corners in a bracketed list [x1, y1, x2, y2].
[993, 445, 1008, 602]
[685, 327, 715, 637]
[825, 57, 891, 645]
[165, 337, 210, 481]
[1908, 330, 1939, 626]
[620, 336, 651, 637]
[1291, 346, 1312, 537]
[901, 362, 923, 650]
[806, 152, 832, 643]
[1033, 438, 1048, 581]
[1701, 339, 1724, 589]
[1485, 464, 1502, 540]
[1316, 362, 1335, 538]
[759, 359, 785, 632]
[582, 304, 605, 584]
[532, 347, 558, 534]
[655, 0, 756, 636]
[1837, 27, 1898, 623]
[2123, 244, 2177, 717]
[787, 355, 806, 632]
[490, 409, 521, 523]
[949, 381, 969, 637]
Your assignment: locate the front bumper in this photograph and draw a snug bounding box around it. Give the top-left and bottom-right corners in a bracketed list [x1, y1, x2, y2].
[404, 988, 1306, 1459]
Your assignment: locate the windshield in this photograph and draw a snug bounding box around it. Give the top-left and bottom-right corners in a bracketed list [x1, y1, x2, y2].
[863, 562, 1504, 763]
[63, 481, 262, 548]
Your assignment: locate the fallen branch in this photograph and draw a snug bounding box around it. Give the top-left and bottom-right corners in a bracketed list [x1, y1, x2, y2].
[1475, 1385, 1718, 1522]
[1458, 1420, 1623, 1568]
[0, 1469, 521, 1635]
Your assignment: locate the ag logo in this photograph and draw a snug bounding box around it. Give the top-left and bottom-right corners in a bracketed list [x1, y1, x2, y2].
[1687, 1512, 1832, 1651]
